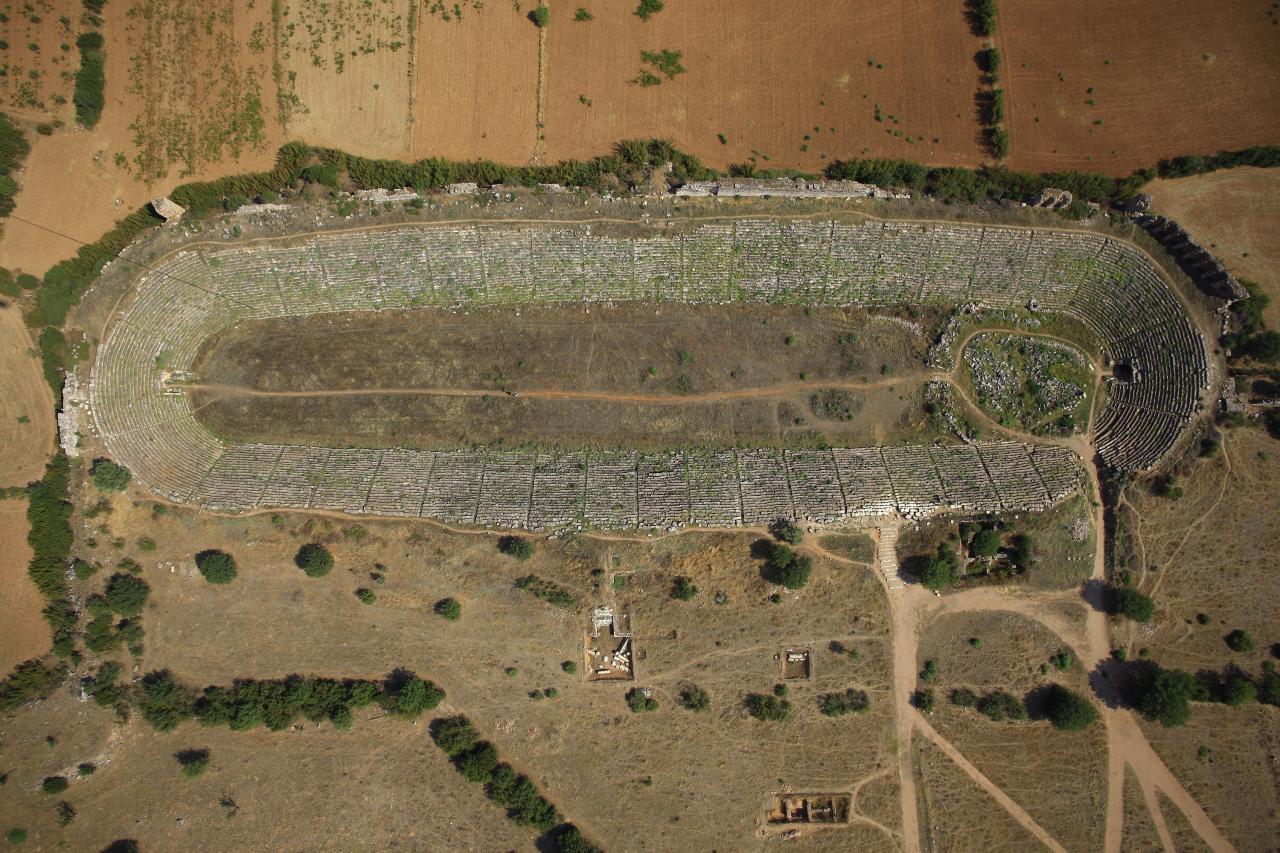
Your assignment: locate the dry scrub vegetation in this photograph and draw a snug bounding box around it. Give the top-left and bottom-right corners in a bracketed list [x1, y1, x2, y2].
[916, 611, 1107, 851]
[1, 482, 905, 850]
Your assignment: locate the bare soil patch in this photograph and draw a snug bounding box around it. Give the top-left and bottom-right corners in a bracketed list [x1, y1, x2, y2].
[0, 0, 79, 119]
[410, 8, 537, 162]
[917, 610, 1106, 851]
[0, 305, 53, 485]
[0, 501, 47, 675]
[1146, 167, 1280, 329]
[189, 303, 933, 450]
[1000, 0, 1280, 175]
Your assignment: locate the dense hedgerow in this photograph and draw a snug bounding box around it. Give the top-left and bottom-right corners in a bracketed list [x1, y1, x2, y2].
[0, 112, 29, 219]
[133, 668, 441, 733]
[73, 31, 105, 128]
[0, 659, 67, 712]
[430, 714, 600, 851]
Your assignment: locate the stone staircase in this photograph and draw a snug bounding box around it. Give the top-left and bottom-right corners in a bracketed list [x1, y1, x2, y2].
[877, 524, 904, 590]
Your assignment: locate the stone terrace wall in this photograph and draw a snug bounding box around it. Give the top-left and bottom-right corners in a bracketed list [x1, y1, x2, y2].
[88, 218, 1208, 528]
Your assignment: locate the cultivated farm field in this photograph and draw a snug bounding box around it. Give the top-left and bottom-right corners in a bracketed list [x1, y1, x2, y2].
[1000, 0, 1280, 174]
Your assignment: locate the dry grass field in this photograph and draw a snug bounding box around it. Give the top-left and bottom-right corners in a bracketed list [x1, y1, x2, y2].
[1116, 426, 1280, 849]
[0, 305, 54, 675]
[1000, 0, 1280, 174]
[913, 736, 1041, 851]
[0, 0, 79, 117]
[28, 486, 904, 851]
[916, 611, 1107, 851]
[1121, 767, 1164, 852]
[1146, 167, 1280, 328]
[277, 0, 413, 158]
[189, 303, 934, 450]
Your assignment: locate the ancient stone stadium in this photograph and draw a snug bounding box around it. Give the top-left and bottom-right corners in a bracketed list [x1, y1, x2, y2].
[87, 218, 1210, 531]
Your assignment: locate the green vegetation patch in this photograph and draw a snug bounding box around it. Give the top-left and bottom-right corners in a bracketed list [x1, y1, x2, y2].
[963, 333, 1092, 436]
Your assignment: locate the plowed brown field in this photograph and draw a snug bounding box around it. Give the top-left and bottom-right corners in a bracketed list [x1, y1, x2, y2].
[999, 0, 1280, 175]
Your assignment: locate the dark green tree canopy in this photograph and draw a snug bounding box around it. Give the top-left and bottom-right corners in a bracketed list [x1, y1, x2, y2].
[90, 458, 132, 492]
[294, 543, 334, 578]
[195, 550, 237, 585]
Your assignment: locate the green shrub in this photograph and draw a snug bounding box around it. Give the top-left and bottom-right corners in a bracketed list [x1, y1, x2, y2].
[355, 587, 376, 605]
[301, 163, 340, 188]
[746, 692, 791, 722]
[640, 49, 684, 80]
[634, 0, 662, 20]
[764, 543, 812, 590]
[971, 527, 1002, 558]
[670, 576, 698, 600]
[977, 46, 1001, 78]
[72, 31, 104, 128]
[625, 688, 658, 713]
[41, 776, 68, 795]
[498, 535, 534, 560]
[431, 715, 481, 757]
[529, 4, 549, 26]
[136, 669, 195, 731]
[175, 748, 210, 778]
[770, 519, 803, 545]
[977, 691, 1026, 722]
[573, 7, 592, 21]
[916, 543, 959, 591]
[514, 575, 576, 608]
[194, 550, 237, 585]
[561, 660, 577, 674]
[104, 572, 149, 616]
[988, 126, 1009, 159]
[382, 669, 445, 718]
[678, 685, 710, 712]
[1220, 673, 1256, 706]
[56, 801, 75, 827]
[434, 597, 461, 620]
[970, 0, 997, 36]
[820, 689, 870, 717]
[5, 828, 27, 845]
[294, 543, 333, 577]
[1225, 629, 1256, 652]
[1041, 684, 1098, 730]
[920, 660, 939, 682]
[27, 453, 73, 601]
[0, 660, 66, 712]
[90, 458, 132, 492]
[949, 687, 978, 707]
[458, 742, 499, 782]
[1135, 665, 1202, 728]
[1112, 586, 1155, 623]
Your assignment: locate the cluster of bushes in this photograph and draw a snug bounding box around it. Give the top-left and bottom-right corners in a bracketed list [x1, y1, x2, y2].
[746, 692, 792, 722]
[135, 668, 442, 732]
[430, 715, 600, 852]
[819, 689, 870, 717]
[1133, 662, 1280, 727]
[515, 574, 577, 609]
[759, 542, 812, 590]
[0, 659, 66, 712]
[83, 573, 149, 655]
[0, 112, 29, 219]
[625, 687, 658, 713]
[1111, 584, 1155, 623]
[914, 543, 961, 591]
[90, 457, 131, 492]
[83, 661, 129, 717]
[1223, 282, 1280, 365]
[498, 535, 535, 560]
[968, 0, 997, 36]
[949, 687, 1027, 721]
[73, 30, 105, 129]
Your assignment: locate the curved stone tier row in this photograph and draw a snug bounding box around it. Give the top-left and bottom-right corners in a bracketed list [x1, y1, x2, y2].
[89, 220, 1208, 523]
[176, 442, 1082, 530]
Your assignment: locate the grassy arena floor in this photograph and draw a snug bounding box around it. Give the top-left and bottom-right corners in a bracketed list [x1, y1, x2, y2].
[189, 303, 937, 451]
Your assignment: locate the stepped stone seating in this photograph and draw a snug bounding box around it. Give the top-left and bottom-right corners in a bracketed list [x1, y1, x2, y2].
[90, 217, 1204, 528]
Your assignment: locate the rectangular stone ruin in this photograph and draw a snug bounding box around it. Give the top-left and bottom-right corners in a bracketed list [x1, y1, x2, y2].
[766, 794, 851, 826]
[586, 606, 635, 682]
[779, 648, 812, 681]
